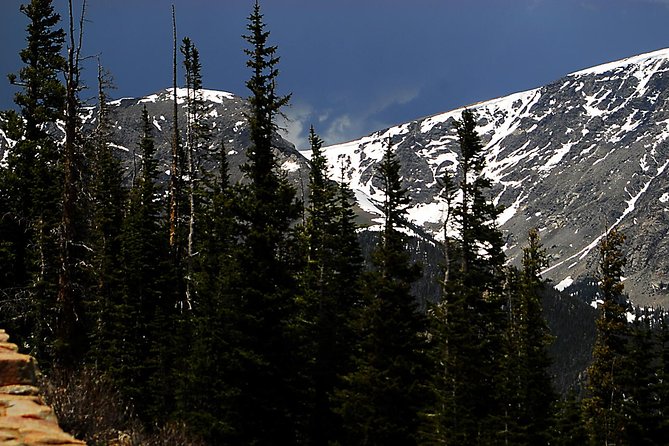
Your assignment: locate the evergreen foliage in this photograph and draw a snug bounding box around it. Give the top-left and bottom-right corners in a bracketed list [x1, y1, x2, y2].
[116, 107, 171, 420]
[299, 126, 364, 445]
[87, 62, 126, 368]
[213, 2, 303, 443]
[582, 228, 629, 445]
[337, 139, 428, 446]
[181, 36, 209, 308]
[0, 0, 66, 358]
[177, 140, 239, 443]
[427, 109, 508, 445]
[56, 0, 90, 366]
[501, 228, 556, 445]
[3, 2, 669, 445]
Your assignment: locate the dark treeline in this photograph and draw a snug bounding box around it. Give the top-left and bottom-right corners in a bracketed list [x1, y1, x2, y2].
[1, 1, 669, 444]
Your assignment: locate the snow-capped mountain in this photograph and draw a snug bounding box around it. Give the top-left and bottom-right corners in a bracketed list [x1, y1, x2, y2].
[315, 48, 669, 307]
[3, 49, 669, 307]
[96, 88, 309, 186]
[0, 87, 308, 187]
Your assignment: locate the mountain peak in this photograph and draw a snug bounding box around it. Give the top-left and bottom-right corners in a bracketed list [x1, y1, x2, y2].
[570, 47, 669, 77]
[320, 49, 669, 306]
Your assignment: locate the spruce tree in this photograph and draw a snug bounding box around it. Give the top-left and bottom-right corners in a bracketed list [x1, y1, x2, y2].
[582, 228, 629, 445]
[337, 139, 428, 446]
[0, 0, 66, 359]
[427, 109, 508, 444]
[218, 2, 302, 443]
[656, 312, 669, 439]
[502, 228, 556, 445]
[181, 36, 209, 307]
[177, 140, 239, 443]
[552, 391, 588, 446]
[621, 310, 659, 445]
[117, 107, 170, 420]
[56, 0, 90, 366]
[300, 127, 363, 445]
[87, 62, 126, 367]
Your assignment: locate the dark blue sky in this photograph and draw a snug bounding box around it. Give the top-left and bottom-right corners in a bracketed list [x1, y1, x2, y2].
[2, 0, 669, 148]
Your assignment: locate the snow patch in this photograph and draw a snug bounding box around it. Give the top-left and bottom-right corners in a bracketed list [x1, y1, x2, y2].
[570, 47, 669, 76]
[538, 141, 575, 173]
[555, 276, 574, 292]
[139, 88, 236, 105]
[354, 189, 382, 216]
[281, 160, 301, 173]
[109, 143, 129, 152]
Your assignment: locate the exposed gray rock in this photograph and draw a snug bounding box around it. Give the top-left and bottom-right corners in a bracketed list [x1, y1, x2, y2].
[318, 48, 669, 307]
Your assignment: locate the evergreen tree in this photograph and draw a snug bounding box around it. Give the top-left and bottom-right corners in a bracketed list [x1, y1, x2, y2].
[177, 141, 239, 443]
[217, 2, 302, 442]
[656, 311, 669, 439]
[56, 0, 90, 365]
[502, 228, 556, 445]
[427, 109, 508, 445]
[582, 228, 629, 445]
[181, 36, 209, 307]
[621, 310, 659, 445]
[117, 107, 170, 420]
[87, 62, 126, 367]
[552, 391, 588, 446]
[300, 127, 364, 445]
[0, 0, 66, 359]
[337, 139, 428, 446]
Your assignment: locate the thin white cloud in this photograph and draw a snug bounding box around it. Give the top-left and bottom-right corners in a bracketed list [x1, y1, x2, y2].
[323, 114, 355, 145]
[280, 84, 422, 150]
[278, 101, 313, 150]
[366, 86, 421, 115]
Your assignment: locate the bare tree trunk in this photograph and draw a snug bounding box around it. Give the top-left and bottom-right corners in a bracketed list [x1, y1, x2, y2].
[57, 0, 86, 365]
[168, 4, 179, 250]
[185, 46, 195, 308]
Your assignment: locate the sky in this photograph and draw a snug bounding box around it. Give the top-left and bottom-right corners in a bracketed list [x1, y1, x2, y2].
[2, 0, 669, 149]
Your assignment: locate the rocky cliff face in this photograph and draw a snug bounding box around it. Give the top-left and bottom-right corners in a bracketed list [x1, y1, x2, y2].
[317, 48, 669, 307]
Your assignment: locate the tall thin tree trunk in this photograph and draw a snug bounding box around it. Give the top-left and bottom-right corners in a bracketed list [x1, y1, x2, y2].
[185, 47, 195, 308]
[58, 0, 86, 365]
[169, 4, 179, 250]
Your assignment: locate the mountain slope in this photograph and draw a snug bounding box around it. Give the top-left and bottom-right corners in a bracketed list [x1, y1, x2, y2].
[0, 87, 308, 188]
[316, 48, 669, 306]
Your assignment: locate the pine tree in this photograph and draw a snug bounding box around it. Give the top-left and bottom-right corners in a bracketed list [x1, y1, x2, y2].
[656, 311, 669, 439]
[181, 36, 209, 308]
[0, 0, 66, 359]
[177, 140, 239, 443]
[56, 0, 90, 366]
[427, 109, 508, 444]
[552, 391, 588, 446]
[582, 228, 629, 445]
[117, 107, 170, 420]
[502, 228, 556, 445]
[337, 139, 428, 446]
[299, 127, 364, 445]
[621, 310, 659, 445]
[87, 61, 126, 369]
[217, 2, 302, 442]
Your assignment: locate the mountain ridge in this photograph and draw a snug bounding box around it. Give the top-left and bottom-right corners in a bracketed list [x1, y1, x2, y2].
[315, 47, 669, 306]
[2, 48, 669, 306]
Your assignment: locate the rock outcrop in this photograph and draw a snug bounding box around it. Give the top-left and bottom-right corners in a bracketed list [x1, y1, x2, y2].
[0, 329, 84, 446]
